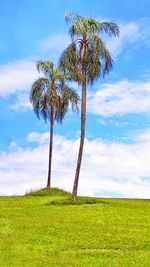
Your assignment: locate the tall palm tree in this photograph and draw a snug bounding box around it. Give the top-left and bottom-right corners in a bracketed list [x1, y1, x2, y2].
[30, 60, 80, 188]
[60, 12, 119, 200]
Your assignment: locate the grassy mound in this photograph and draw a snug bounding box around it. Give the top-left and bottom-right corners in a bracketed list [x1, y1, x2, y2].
[25, 187, 70, 197]
[26, 188, 105, 205]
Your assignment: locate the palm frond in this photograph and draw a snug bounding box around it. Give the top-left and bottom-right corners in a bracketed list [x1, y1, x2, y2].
[101, 48, 113, 77]
[59, 43, 82, 83]
[39, 94, 50, 122]
[30, 78, 49, 119]
[30, 78, 48, 101]
[87, 47, 101, 84]
[37, 61, 55, 79]
[87, 35, 113, 83]
[59, 43, 78, 70]
[68, 16, 119, 39]
[62, 86, 80, 112]
[96, 21, 119, 37]
[54, 85, 80, 123]
[65, 12, 80, 23]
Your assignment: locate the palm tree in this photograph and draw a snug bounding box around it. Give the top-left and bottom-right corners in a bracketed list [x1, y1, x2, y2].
[30, 60, 80, 188]
[60, 12, 119, 200]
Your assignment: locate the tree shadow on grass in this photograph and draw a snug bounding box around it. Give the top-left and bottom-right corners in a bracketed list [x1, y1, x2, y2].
[45, 196, 107, 206]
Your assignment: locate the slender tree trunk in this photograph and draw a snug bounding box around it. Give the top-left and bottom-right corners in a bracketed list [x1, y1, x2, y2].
[47, 111, 54, 188]
[72, 62, 86, 200]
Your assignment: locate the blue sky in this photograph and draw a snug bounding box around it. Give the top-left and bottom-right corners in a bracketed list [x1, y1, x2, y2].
[1, 0, 150, 197]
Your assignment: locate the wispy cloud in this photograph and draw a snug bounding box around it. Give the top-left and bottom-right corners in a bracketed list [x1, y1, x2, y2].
[28, 131, 50, 144]
[88, 79, 150, 116]
[36, 33, 70, 60]
[11, 92, 32, 111]
[106, 18, 150, 58]
[107, 22, 140, 57]
[36, 20, 150, 60]
[0, 132, 150, 198]
[135, 129, 150, 142]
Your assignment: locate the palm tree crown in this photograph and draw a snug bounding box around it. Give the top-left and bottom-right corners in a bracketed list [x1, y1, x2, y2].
[60, 12, 119, 84]
[30, 60, 79, 123]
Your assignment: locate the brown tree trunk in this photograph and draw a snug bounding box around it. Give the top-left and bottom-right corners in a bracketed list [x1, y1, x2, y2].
[47, 110, 54, 188]
[72, 62, 86, 200]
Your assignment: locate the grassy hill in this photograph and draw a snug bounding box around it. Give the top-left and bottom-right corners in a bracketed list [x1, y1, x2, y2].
[0, 188, 150, 267]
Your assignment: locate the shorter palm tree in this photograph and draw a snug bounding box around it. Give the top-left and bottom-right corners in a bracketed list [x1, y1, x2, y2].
[30, 60, 80, 188]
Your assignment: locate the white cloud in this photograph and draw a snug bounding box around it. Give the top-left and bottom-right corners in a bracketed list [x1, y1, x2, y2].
[36, 34, 70, 59]
[1, 18, 150, 98]
[1, 18, 150, 112]
[11, 78, 150, 116]
[11, 92, 32, 111]
[107, 19, 150, 57]
[135, 129, 150, 142]
[88, 79, 150, 116]
[37, 19, 150, 60]
[0, 60, 38, 97]
[107, 22, 140, 57]
[28, 131, 50, 145]
[0, 34, 70, 98]
[0, 132, 150, 198]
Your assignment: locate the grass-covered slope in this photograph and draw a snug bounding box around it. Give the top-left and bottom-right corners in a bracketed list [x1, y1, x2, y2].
[26, 187, 70, 197]
[0, 188, 150, 267]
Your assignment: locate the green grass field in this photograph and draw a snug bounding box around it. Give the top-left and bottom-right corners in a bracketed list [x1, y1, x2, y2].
[0, 188, 150, 267]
